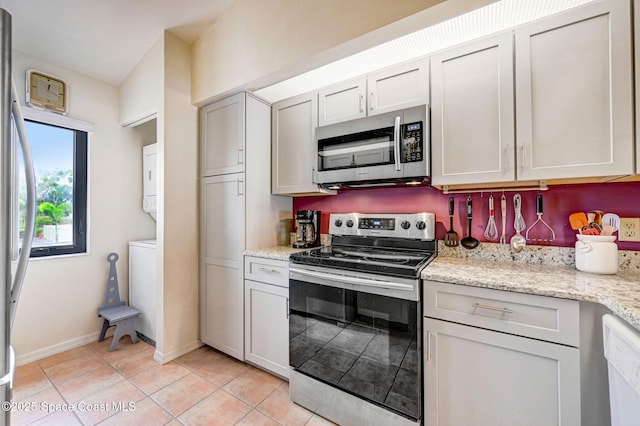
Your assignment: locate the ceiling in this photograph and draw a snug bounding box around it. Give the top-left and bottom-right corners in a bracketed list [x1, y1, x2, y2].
[256, 0, 594, 102]
[0, 0, 235, 85]
[0, 0, 595, 97]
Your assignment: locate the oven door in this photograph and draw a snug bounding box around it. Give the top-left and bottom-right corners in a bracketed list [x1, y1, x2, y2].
[289, 264, 422, 422]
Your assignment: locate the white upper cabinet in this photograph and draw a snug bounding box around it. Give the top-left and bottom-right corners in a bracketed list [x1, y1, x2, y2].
[431, 0, 633, 186]
[636, 0, 640, 170]
[201, 93, 246, 177]
[318, 59, 429, 126]
[515, 0, 633, 180]
[367, 58, 429, 116]
[318, 77, 367, 126]
[272, 92, 335, 196]
[431, 32, 515, 186]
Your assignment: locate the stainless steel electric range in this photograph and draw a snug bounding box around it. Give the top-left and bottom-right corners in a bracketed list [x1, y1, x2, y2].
[288, 213, 436, 426]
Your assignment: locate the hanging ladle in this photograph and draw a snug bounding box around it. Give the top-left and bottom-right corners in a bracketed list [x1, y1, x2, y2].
[461, 195, 479, 249]
[510, 193, 526, 253]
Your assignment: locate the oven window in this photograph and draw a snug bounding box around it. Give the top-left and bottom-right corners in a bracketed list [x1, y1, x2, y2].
[317, 127, 395, 171]
[289, 279, 421, 421]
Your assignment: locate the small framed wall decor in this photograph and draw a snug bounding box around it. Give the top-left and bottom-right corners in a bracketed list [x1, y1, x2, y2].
[26, 69, 68, 115]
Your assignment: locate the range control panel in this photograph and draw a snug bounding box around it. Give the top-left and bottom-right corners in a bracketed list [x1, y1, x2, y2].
[359, 218, 395, 230]
[329, 213, 435, 240]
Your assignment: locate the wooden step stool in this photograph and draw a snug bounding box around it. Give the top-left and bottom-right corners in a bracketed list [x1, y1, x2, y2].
[98, 252, 140, 351]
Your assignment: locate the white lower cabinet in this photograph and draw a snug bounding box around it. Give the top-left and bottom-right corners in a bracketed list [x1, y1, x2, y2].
[424, 281, 581, 425]
[200, 174, 245, 360]
[244, 256, 289, 378]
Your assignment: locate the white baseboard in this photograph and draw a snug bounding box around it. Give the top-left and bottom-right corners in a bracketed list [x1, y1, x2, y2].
[15, 331, 103, 366]
[153, 339, 203, 364]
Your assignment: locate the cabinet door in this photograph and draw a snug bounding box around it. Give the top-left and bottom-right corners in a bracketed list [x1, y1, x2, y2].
[201, 93, 245, 177]
[129, 243, 157, 341]
[431, 32, 515, 186]
[424, 318, 580, 426]
[142, 143, 157, 197]
[318, 77, 366, 126]
[368, 58, 429, 116]
[244, 279, 289, 379]
[272, 92, 334, 196]
[515, 0, 633, 180]
[200, 174, 245, 360]
[633, 2, 640, 173]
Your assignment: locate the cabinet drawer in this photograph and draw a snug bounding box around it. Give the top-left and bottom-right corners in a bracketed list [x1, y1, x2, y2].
[244, 256, 289, 288]
[424, 281, 579, 346]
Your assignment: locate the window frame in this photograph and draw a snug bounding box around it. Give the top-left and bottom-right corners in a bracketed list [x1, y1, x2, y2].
[19, 108, 92, 258]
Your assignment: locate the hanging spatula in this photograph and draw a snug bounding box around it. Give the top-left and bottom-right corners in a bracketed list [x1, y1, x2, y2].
[444, 196, 459, 247]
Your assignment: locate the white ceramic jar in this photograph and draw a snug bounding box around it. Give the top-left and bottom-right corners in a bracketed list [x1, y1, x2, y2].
[575, 234, 618, 274]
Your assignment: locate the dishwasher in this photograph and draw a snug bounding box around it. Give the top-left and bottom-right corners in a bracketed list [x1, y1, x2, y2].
[603, 314, 640, 426]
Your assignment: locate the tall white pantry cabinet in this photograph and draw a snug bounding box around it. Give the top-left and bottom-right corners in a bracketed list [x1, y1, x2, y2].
[200, 92, 290, 360]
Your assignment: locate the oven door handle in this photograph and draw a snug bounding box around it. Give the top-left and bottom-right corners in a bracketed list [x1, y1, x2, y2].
[289, 267, 414, 292]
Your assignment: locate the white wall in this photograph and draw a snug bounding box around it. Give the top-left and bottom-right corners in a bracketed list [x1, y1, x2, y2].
[157, 32, 200, 363]
[118, 32, 200, 364]
[12, 50, 155, 363]
[191, 0, 447, 103]
[191, 0, 496, 104]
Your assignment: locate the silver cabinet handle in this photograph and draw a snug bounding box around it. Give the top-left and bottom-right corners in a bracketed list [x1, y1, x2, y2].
[359, 94, 364, 113]
[472, 302, 513, 314]
[393, 116, 401, 171]
[426, 330, 432, 362]
[369, 91, 374, 110]
[258, 267, 281, 274]
[237, 179, 244, 195]
[238, 147, 244, 164]
[286, 297, 290, 320]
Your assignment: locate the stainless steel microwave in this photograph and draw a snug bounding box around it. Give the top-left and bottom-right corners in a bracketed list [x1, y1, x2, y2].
[314, 105, 429, 188]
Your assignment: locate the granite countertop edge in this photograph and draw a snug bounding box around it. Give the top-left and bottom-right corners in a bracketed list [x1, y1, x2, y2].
[424, 256, 640, 332]
[243, 246, 640, 332]
[244, 246, 310, 261]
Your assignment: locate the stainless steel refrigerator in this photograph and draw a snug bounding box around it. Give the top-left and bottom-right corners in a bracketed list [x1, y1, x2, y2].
[1, 8, 36, 426]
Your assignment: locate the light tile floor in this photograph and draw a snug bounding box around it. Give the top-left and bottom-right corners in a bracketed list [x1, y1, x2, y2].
[12, 337, 336, 426]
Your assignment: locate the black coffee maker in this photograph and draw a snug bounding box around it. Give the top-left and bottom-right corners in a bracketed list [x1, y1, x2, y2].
[293, 210, 321, 248]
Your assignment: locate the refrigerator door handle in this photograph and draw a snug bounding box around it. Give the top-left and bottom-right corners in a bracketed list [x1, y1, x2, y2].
[9, 78, 36, 329]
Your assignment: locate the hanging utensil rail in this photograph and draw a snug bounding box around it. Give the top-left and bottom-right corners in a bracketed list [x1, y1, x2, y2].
[441, 181, 548, 195]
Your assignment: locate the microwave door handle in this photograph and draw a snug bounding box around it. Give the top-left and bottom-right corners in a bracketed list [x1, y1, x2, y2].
[394, 115, 401, 171]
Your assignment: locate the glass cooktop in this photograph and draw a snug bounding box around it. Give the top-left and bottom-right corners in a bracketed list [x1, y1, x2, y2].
[289, 244, 436, 278]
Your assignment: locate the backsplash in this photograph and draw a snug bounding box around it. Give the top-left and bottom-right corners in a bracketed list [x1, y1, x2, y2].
[293, 181, 640, 251]
[438, 241, 640, 273]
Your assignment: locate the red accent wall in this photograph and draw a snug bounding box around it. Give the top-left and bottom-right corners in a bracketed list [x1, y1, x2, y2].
[293, 181, 640, 250]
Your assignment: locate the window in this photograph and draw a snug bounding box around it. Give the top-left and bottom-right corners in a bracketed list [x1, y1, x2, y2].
[17, 119, 88, 257]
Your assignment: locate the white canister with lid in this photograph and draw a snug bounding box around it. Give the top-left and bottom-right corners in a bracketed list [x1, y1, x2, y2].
[575, 234, 618, 274]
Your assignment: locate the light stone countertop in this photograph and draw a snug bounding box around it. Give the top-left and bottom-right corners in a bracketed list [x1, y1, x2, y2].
[426, 243, 640, 332]
[244, 245, 310, 262]
[244, 242, 640, 332]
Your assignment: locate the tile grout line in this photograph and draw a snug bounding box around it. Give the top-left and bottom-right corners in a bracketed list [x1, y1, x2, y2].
[21, 341, 321, 426]
[32, 360, 87, 426]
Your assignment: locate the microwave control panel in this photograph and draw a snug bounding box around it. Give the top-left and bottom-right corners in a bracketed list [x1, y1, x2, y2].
[402, 122, 423, 163]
